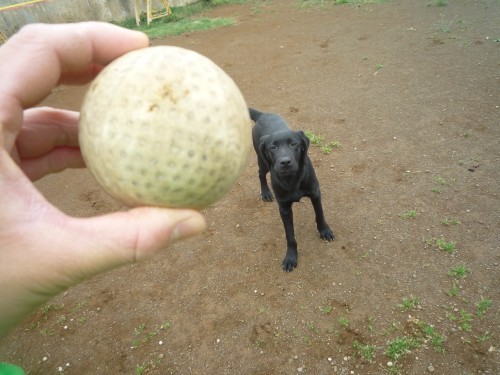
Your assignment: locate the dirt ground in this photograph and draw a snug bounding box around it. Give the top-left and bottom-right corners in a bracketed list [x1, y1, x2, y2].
[1, 0, 499, 374]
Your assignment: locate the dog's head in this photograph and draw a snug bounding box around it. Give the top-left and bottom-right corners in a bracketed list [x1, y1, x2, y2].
[259, 130, 310, 176]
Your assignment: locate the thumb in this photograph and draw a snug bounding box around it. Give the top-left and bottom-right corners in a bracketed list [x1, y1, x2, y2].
[59, 207, 206, 282]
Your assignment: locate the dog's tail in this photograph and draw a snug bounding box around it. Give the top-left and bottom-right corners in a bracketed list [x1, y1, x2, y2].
[248, 108, 264, 122]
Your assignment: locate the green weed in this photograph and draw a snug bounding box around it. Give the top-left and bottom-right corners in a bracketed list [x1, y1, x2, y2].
[338, 317, 350, 327]
[399, 296, 419, 311]
[305, 131, 324, 146]
[353, 340, 376, 362]
[442, 217, 461, 226]
[448, 265, 469, 279]
[447, 281, 459, 297]
[40, 303, 64, 318]
[304, 131, 340, 154]
[321, 306, 333, 314]
[436, 238, 456, 253]
[385, 337, 420, 362]
[402, 210, 417, 219]
[420, 323, 445, 353]
[135, 323, 147, 336]
[459, 310, 473, 332]
[434, 176, 449, 185]
[476, 298, 492, 318]
[475, 332, 490, 343]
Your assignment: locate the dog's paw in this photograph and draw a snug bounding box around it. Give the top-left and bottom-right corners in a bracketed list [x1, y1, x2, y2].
[282, 255, 297, 272]
[320, 228, 335, 242]
[261, 191, 274, 202]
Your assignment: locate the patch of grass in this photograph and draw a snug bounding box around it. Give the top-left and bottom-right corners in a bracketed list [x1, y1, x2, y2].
[448, 265, 469, 279]
[442, 217, 461, 226]
[399, 296, 419, 311]
[131, 320, 171, 348]
[447, 280, 459, 297]
[367, 316, 375, 332]
[72, 300, 87, 313]
[335, 0, 388, 4]
[475, 332, 490, 343]
[306, 321, 319, 333]
[459, 310, 473, 332]
[321, 306, 333, 314]
[434, 176, 449, 185]
[135, 323, 147, 336]
[435, 0, 447, 6]
[338, 317, 350, 327]
[353, 340, 376, 362]
[258, 307, 267, 314]
[436, 238, 456, 253]
[375, 63, 384, 70]
[40, 303, 64, 319]
[305, 131, 324, 146]
[420, 322, 445, 353]
[385, 337, 420, 362]
[304, 131, 341, 154]
[476, 298, 492, 318]
[117, 0, 240, 38]
[135, 363, 147, 375]
[435, 15, 456, 34]
[401, 210, 417, 219]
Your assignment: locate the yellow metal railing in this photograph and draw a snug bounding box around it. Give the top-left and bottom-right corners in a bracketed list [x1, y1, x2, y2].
[0, 0, 49, 12]
[134, 0, 171, 26]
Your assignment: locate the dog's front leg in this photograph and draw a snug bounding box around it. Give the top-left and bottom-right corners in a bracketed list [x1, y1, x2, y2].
[258, 169, 273, 202]
[311, 194, 335, 241]
[279, 203, 298, 272]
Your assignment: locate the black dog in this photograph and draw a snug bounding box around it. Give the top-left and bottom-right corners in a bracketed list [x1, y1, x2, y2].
[250, 108, 334, 272]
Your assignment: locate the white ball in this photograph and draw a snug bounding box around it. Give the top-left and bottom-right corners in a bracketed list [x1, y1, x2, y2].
[79, 46, 251, 209]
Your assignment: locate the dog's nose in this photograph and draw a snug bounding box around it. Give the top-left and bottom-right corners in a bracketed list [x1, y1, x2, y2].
[280, 157, 292, 166]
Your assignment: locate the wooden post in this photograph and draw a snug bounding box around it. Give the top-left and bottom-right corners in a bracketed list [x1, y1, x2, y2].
[134, 0, 141, 26]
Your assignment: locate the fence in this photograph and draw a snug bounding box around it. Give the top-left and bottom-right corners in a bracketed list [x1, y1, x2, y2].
[0, 0, 196, 38]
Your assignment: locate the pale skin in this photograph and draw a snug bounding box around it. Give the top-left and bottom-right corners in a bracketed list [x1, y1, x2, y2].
[0, 22, 206, 337]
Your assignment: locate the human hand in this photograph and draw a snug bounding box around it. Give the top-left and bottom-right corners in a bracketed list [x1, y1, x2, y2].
[0, 23, 206, 337]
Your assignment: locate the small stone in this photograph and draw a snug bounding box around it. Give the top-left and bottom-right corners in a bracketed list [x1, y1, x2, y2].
[387, 361, 393, 367]
[428, 365, 435, 372]
[159, 341, 163, 345]
[297, 367, 303, 372]
[42, 357, 48, 362]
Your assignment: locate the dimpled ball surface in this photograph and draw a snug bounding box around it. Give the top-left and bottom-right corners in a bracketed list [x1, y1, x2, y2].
[79, 46, 251, 209]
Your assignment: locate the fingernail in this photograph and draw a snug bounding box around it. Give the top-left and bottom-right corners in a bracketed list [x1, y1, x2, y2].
[171, 214, 206, 243]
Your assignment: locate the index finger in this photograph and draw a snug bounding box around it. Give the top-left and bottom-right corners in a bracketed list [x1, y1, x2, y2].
[0, 22, 149, 151]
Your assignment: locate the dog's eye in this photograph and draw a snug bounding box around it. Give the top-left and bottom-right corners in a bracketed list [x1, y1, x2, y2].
[290, 141, 297, 147]
[269, 145, 278, 151]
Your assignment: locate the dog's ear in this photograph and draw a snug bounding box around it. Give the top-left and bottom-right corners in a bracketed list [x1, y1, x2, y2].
[298, 131, 310, 154]
[259, 135, 271, 168]
[297, 131, 310, 166]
